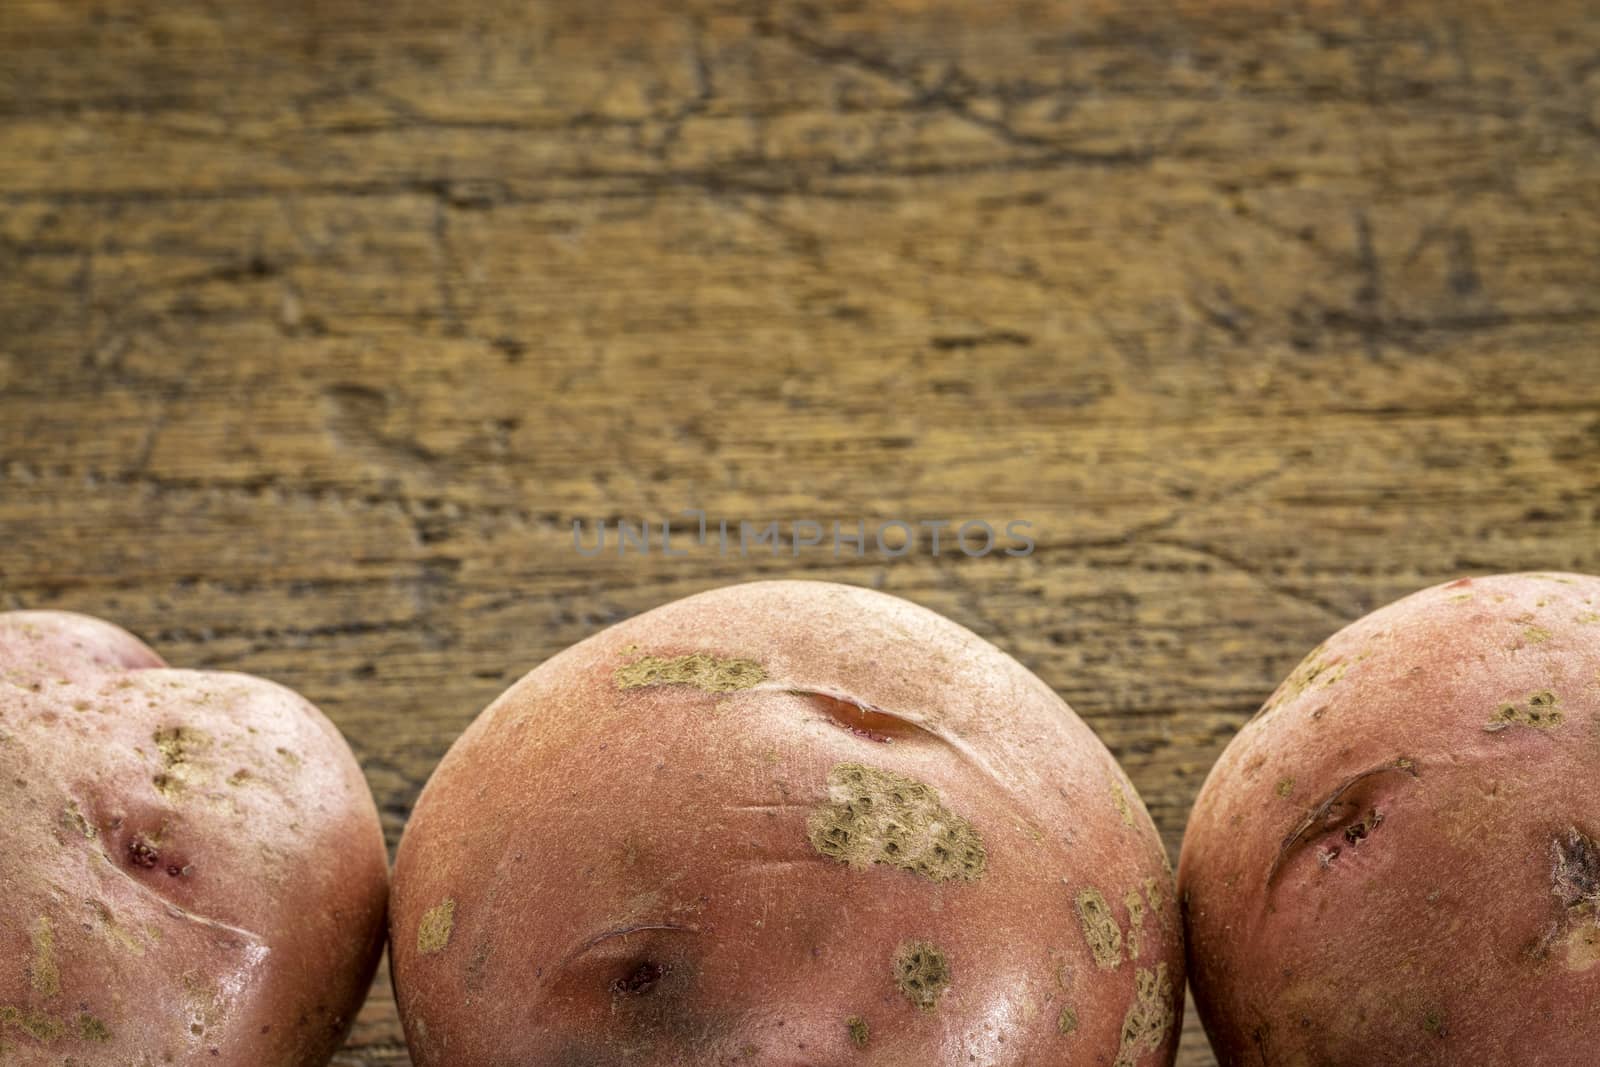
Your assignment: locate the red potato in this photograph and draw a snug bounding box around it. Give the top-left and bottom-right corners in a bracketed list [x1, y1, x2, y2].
[1179, 572, 1600, 1066]
[0, 611, 389, 1064]
[390, 580, 1182, 1066]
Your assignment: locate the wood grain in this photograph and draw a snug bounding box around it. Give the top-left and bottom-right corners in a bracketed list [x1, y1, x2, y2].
[2, 1, 1598, 1063]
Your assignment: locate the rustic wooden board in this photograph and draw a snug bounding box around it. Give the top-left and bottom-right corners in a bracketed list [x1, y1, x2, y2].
[3, 1, 1599, 1063]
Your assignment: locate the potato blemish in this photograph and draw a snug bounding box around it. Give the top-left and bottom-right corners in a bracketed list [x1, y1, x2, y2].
[77, 1013, 111, 1041]
[152, 725, 210, 798]
[610, 959, 668, 996]
[1554, 828, 1600, 906]
[0, 1006, 64, 1041]
[1142, 876, 1166, 917]
[1546, 828, 1600, 970]
[28, 916, 59, 997]
[1484, 691, 1564, 732]
[799, 690, 929, 743]
[893, 941, 950, 1011]
[615, 653, 766, 693]
[1123, 889, 1147, 960]
[846, 1015, 869, 1047]
[61, 801, 95, 840]
[1110, 780, 1135, 827]
[1057, 1005, 1079, 1034]
[1268, 759, 1419, 884]
[128, 836, 160, 869]
[417, 899, 456, 955]
[1075, 888, 1124, 969]
[1113, 964, 1173, 1067]
[806, 763, 985, 883]
[182, 971, 224, 1038]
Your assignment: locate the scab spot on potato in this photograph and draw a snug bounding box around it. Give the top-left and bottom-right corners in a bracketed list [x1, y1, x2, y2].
[1485, 691, 1564, 732]
[1142, 876, 1166, 916]
[418, 899, 456, 955]
[1551, 828, 1599, 911]
[1057, 1004, 1079, 1035]
[0, 1005, 64, 1041]
[61, 801, 96, 840]
[806, 763, 985, 883]
[1075, 888, 1124, 969]
[615, 653, 767, 693]
[87, 900, 147, 956]
[892, 941, 950, 1011]
[1110, 780, 1136, 827]
[1113, 964, 1174, 1067]
[846, 1015, 869, 1047]
[77, 1013, 111, 1041]
[1123, 890, 1147, 960]
[181, 971, 225, 1040]
[152, 725, 211, 798]
[1560, 922, 1600, 972]
[28, 916, 59, 997]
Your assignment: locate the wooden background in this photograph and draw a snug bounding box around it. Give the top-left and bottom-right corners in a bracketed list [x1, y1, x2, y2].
[3, 0, 1599, 1062]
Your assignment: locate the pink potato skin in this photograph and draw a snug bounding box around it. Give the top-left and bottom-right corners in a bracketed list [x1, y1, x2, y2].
[391, 580, 1183, 1066]
[1179, 573, 1600, 1066]
[0, 611, 390, 1065]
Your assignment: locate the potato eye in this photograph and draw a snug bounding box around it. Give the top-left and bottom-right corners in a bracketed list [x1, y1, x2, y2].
[611, 960, 668, 997]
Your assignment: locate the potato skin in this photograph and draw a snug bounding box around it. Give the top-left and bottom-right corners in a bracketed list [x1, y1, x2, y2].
[1179, 573, 1600, 1066]
[0, 611, 389, 1065]
[391, 580, 1182, 1066]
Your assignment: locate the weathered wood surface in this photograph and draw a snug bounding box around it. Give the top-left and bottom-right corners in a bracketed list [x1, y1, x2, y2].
[3, 0, 1599, 1062]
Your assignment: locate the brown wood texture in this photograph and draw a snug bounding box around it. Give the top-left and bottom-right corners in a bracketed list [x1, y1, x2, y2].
[3, 1, 1600, 1063]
